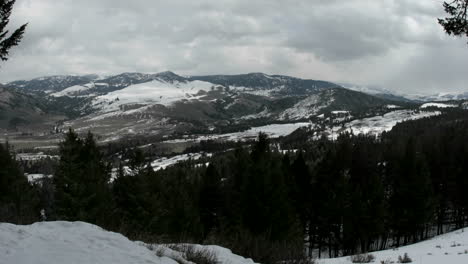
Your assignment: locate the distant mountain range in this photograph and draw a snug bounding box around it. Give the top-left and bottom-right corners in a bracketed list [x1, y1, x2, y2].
[340, 83, 468, 102]
[0, 71, 465, 143]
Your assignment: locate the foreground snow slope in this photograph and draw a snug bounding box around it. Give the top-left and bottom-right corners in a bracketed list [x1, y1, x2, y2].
[319, 228, 468, 264]
[0, 221, 256, 264]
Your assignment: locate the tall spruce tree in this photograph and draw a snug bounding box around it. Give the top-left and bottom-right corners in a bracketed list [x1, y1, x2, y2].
[199, 163, 222, 238]
[54, 130, 111, 226]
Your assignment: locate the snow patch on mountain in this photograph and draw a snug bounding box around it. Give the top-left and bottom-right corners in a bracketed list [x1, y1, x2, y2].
[50, 85, 92, 97]
[93, 80, 216, 112]
[230, 85, 285, 97]
[280, 94, 334, 120]
[332, 110, 441, 138]
[420, 103, 458, 109]
[386, 104, 401, 109]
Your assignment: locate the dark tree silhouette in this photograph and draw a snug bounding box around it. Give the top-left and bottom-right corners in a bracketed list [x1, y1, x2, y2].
[438, 0, 468, 43]
[0, 0, 27, 61]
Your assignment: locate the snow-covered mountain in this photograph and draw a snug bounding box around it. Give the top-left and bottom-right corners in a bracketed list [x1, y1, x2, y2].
[4, 71, 464, 144]
[404, 92, 468, 102]
[340, 83, 468, 103]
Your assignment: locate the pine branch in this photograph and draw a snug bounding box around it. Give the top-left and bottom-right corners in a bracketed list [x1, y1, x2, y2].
[0, 22, 26, 61]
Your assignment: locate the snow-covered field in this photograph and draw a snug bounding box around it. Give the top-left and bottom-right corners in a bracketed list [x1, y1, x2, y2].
[420, 102, 458, 109]
[0, 221, 257, 264]
[319, 228, 468, 264]
[166, 110, 440, 144]
[333, 110, 441, 137]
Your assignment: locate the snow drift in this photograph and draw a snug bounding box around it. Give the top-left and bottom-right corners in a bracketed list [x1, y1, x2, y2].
[0, 221, 256, 264]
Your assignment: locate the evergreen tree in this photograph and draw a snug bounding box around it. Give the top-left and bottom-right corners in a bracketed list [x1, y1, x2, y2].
[0, 143, 39, 224]
[438, 0, 468, 43]
[199, 163, 222, 238]
[54, 129, 111, 226]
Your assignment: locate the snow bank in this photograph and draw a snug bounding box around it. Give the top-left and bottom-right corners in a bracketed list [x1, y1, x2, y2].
[319, 228, 468, 264]
[0, 221, 177, 264]
[144, 244, 257, 264]
[0, 221, 258, 264]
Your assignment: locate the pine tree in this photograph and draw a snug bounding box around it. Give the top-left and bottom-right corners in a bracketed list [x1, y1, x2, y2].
[438, 0, 468, 43]
[54, 130, 111, 226]
[199, 163, 222, 238]
[0, 0, 27, 62]
[0, 143, 39, 224]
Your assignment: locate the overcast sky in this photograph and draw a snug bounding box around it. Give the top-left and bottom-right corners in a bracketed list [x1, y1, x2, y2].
[1, 0, 467, 94]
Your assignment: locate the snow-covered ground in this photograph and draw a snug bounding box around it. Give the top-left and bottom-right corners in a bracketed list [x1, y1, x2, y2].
[25, 173, 52, 183]
[0, 221, 257, 264]
[420, 102, 458, 109]
[319, 228, 468, 264]
[166, 110, 440, 143]
[332, 110, 441, 138]
[16, 152, 58, 161]
[151, 152, 212, 171]
[165, 122, 312, 143]
[279, 94, 334, 120]
[110, 152, 212, 181]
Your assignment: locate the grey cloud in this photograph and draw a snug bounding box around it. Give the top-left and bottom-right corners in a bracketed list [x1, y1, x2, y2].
[0, 0, 467, 94]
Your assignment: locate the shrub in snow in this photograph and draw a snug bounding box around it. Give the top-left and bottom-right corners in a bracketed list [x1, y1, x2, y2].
[351, 253, 375, 263]
[167, 244, 218, 264]
[397, 253, 412, 263]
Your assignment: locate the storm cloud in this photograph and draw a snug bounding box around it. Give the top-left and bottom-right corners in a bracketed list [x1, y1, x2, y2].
[1, 0, 467, 94]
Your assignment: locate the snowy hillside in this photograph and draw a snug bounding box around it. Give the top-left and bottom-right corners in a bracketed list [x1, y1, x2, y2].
[319, 228, 468, 264]
[93, 79, 217, 112]
[332, 110, 441, 137]
[420, 102, 458, 109]
[0, 221, 257, 264]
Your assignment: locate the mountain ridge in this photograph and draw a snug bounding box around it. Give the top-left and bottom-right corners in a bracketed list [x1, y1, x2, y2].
[2, 71, 460, 146]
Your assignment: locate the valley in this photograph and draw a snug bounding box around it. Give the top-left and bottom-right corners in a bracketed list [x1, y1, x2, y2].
[2, 71, 463, 153]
